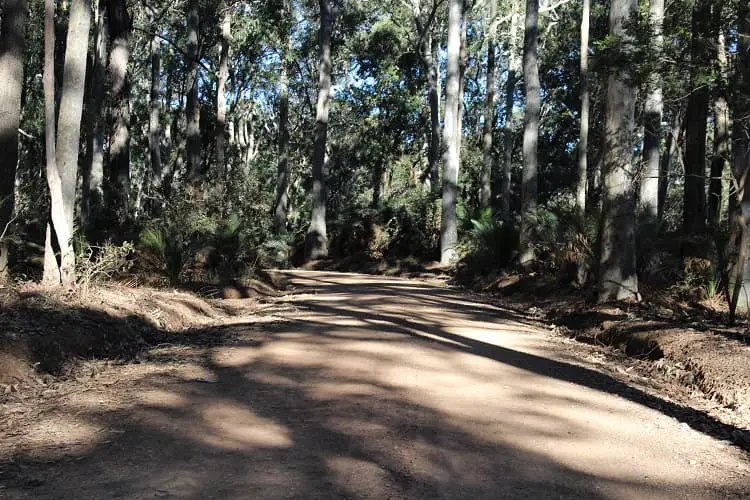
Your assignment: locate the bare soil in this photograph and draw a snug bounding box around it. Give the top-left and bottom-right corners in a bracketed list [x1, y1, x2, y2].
[478, 273, 750, 419]
[1, 271, 749, 498]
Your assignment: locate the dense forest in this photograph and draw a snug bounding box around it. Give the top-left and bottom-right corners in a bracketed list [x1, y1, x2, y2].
[0, 0, 749, 314]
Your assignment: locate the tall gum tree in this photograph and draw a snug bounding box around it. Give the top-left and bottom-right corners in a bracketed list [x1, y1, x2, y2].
[730, 3, 750, 316]
[440, 0, 462, 264]
[598, 0, 639, 302]
[305, 0, 333, 260]
[708, 10, 729, 228]
[639, 0, 664, 219]
[519, 0, 539, 266]
[0, 0, 27, 280]
[216, 0, 231, 208]
[44, 0, 92, 285]
[502, 0, 520, 219]
[480, 0, 497, 210]
[107, 0, 132, 224]
[576, 0, 590, 216]
[682, 0, 713, 240]
[82, 0, 107, 234]
[274, 0, 293, 235]
[147, 5, 162, 198]
[186, 0, 201, 182]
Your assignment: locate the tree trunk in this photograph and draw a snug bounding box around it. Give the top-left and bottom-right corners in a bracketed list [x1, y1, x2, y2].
[598, 0, 639, 302]
[424, 30, 441, 191]
[82, 0, 106, 235]
[480, 0, 497, 210]
[440, 0, 462, 264]
[729, 3, 750, 316]
[0, 0, 27, 281]
[216, 0, 230, 207]
[682, 0, 712, 239]
[502, 1, 520, 219]
[44, 0, 91, 285]
[305, 0, 333, 261]
[708, 26, 729, 228]
[42, 0, 59, 285]
[658, 109, 682, 222]
[107, 0, 131, 225]
[575, 0, 590, 217]
[456, 0, 468, 155]
[274, 0, 292, 235]
[519, 0, 539, 266]
[186, 0, 201, 181]
[147, 5, 162, 196]
[639, 0, 664, 218]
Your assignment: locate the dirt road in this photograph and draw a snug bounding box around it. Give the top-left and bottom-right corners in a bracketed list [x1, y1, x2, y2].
[1, 270, 749, 498]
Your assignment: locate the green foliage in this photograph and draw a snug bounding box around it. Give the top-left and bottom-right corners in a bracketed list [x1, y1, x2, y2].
[137, 201, 265, 286]
[457, 208, 517, 271]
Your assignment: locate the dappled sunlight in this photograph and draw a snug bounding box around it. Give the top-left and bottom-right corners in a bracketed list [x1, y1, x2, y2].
[19, 415, 103, 459]
[200, 402, 293, 450]
[2, 271, 747, 498]
[138, 389, 190, 409]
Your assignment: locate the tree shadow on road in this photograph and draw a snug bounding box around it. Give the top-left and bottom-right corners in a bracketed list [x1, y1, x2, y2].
[0, 271, 747, 498]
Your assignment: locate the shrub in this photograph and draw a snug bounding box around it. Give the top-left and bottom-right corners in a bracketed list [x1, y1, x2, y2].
[76, 239, 135, 296]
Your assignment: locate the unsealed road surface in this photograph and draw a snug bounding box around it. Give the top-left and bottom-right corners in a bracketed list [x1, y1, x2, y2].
[2, 270, 749, 499]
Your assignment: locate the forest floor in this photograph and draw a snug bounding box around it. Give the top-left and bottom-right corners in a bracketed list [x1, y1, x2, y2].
[1, 270, 749, 498]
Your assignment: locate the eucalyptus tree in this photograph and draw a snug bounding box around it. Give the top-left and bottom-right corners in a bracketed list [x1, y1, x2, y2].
[598, 0, 638, 302]
[275, 0, 294, 235]
[305, 0, 334, 260]
[501, 0, 521, 219]
[480, 0, 497, 209]
[708, 3, 729, 228]
[44, 0, 92, 285]
[0, 0, 27, 280]
[519, 0, 539, 266]
[440, 0, 462, 264]
[639, 0, 663, 218]
[575, 0, 590, 216]
[186, 0, 201, 181]
[82, 0, 107, 233]
[730, 2, 750, 316]
[107, 0, 132, 223]
[683, 0, 713, 239]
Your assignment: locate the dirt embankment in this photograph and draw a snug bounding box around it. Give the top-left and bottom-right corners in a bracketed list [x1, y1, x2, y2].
[478, 274, 750, 415]
[0, 280, 279, 390]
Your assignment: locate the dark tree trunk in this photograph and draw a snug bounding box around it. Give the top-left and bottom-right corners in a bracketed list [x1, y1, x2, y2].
[598, 0, 639, 302]
[658, 109, 683, 223]
[480, 0, 497, 210]
[0, 0, 27, 280]
[305, 0, 333, 260]
[186, 0, 201, 181]
[82, 0, 106, 235]
[682, 0, 713, 239]
[147, 5, 162, 197]
[106, 0, 131, 225]
[729, 3, 750, 317]
[501, 2, 520, 219]
[425, 31, 441, 191]
[274, 0, 292, 235]
[216, 0, 230, 208]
